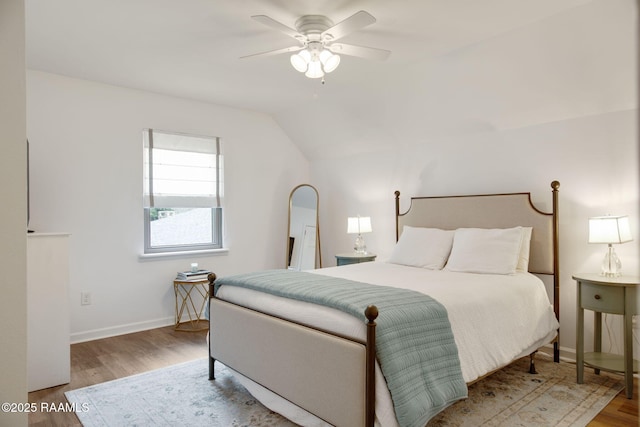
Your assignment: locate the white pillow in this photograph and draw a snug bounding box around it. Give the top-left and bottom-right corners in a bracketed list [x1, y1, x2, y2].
[516, 227, 533, 272]
[388, 226, 454, 270]
[445, 227, 524, 275]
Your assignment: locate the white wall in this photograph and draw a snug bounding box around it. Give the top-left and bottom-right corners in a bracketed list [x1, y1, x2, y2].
[27, 71, 310, 342]
[311, 1, 639, 359]
[0, 0, 28, 425]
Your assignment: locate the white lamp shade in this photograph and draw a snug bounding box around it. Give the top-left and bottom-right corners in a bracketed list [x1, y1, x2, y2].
[305, 60, 324, 78]
[347, 217, 372, 234]
[319, 50, 340, 73]
[588, 215, 633, 244]
[290, 53, 308, 72]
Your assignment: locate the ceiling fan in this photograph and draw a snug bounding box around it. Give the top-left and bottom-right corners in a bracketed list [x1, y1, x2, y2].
[242, 10, 391, 80]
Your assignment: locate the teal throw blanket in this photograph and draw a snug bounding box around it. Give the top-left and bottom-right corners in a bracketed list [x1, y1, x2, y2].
[214, 270, 467, 427]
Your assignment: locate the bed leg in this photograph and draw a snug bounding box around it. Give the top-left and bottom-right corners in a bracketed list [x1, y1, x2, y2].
[209, 357, 216, 380]
[528, 351, 538, 374]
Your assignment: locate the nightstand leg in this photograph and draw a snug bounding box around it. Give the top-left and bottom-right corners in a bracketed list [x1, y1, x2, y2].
[624, 295, 633, 399]
[593, 311, 602, 375]
[577, 285, 584, 384]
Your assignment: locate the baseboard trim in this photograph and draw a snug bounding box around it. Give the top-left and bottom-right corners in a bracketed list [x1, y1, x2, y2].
[70, 316, 175, 344]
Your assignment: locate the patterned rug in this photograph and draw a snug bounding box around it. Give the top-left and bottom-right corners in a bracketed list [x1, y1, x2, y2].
[65, 355, 623, 426]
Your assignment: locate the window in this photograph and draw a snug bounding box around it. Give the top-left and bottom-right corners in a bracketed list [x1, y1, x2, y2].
[143, 129, 223, 254]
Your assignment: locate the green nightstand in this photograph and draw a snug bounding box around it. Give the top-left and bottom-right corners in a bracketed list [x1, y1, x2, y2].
[574, 273, 639, 399]
[335, 253, 377, 266]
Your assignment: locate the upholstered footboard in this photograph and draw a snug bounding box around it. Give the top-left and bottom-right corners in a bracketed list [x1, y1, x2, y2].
[208, 281, 378, 427]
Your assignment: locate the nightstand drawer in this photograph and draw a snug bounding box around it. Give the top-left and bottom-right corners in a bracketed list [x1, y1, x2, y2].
[580, 282, 625, 314]
[335, 253, 376, 266]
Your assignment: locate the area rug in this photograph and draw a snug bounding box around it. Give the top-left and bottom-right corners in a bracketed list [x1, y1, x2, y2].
[65, 355, 624, 426]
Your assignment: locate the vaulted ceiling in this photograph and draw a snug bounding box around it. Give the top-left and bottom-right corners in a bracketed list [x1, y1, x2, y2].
[27, 0, 630, 160]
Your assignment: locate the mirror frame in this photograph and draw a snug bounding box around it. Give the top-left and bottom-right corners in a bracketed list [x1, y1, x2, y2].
[286, 184, 322, 269]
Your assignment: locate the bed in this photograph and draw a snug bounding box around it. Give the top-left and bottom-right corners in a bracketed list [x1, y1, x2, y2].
[207, 181, 561, 427]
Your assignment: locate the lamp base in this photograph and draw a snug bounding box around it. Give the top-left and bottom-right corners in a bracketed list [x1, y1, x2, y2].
[354, 234, 367, 254]
[601, 244, 622, 278]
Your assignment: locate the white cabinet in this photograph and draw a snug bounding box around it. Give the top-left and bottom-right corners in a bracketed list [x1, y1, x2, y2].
[27, 233, 70, 392]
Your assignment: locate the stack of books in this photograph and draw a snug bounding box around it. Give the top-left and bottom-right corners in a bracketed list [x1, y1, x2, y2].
[176, 269, 212, 281]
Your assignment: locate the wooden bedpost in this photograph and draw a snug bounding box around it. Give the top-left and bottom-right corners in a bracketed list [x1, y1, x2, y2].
[551, 181, 560, 363]
[394, 191, 401, 242]
[365, 305, 378, 427]
[208, 272, 217, 380]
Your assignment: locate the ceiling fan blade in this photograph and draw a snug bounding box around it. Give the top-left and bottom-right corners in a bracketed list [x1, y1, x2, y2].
[328, 43, 391, 61]
[321, 10, 376, 42]
[251, 15, 303, 39]
[240, 45, 303, 59]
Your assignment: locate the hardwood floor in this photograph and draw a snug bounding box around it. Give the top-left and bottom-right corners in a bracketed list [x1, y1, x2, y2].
[28, 326, 208, 427]
[588, 375, 639, 427]
[28, 326, 638, 426]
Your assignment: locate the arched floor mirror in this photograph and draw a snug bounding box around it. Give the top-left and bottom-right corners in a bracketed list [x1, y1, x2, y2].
[287, 184, 322, 270]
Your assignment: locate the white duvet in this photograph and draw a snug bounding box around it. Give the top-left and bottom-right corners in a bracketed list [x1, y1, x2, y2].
[215, 262, 559, 427]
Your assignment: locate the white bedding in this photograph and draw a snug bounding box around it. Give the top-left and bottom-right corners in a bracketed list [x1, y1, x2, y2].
[214, 261, 559, 426]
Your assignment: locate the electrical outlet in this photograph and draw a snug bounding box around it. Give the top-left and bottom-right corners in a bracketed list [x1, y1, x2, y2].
[81, 291, 92, 305]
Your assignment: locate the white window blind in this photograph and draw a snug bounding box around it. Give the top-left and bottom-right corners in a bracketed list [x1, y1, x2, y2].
[143, 129, 223, 208]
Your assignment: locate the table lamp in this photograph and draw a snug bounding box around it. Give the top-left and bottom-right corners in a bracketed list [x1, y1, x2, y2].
[588, 215, 632, 277]
[347, 216, 372, 254]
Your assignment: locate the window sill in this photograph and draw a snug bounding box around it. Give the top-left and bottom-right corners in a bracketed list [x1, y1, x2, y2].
[138, 248, 229, 261]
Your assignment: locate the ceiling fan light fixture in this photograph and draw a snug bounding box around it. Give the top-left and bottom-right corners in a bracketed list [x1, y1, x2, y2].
[290, 50, 309, 73]
[320, 50, 340, 73]
[305, 60, 324, 78]
[318, 49, 331, 63]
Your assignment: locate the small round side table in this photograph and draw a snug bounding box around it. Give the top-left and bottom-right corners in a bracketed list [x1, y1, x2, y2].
[173, 278, 209, 332]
